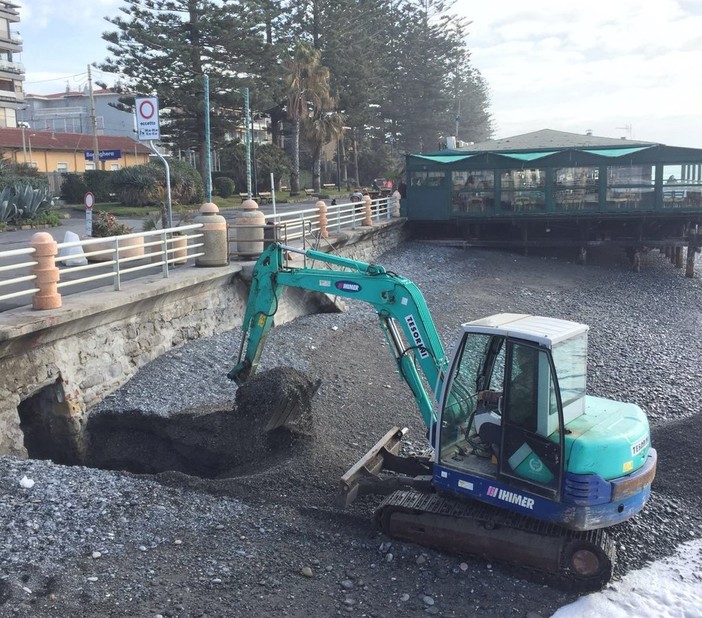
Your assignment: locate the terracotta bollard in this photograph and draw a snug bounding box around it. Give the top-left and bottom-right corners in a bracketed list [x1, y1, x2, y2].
[195, 202, 228, 266]
[316, 200, 328, 238]
[362, 194, 373, 226]
[31, 232, 62, 310]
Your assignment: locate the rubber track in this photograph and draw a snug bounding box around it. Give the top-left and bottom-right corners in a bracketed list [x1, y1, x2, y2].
[375, 489, 616, 592]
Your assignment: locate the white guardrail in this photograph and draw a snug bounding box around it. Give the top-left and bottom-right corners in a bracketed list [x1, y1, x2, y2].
[0, 196, 394, 310]
[0, 224, 204, 308]
[228, 196, 393, 255]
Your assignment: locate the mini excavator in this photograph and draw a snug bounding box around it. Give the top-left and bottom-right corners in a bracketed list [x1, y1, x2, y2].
[228, 243, 657, 590]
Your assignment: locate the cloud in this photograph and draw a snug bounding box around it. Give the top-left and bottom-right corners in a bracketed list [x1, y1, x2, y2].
[457, 0, 702, 146]
[16, 0, 122, 29]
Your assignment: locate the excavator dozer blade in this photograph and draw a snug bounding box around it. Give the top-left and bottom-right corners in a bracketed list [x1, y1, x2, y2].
[338, 426, 408, 508]
[235, 367, 322, 432]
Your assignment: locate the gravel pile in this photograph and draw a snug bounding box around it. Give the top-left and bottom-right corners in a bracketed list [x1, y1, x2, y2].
[1, 241, 701, 617]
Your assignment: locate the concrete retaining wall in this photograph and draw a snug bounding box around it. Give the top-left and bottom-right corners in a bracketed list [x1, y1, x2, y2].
[0, 220, 407, 457]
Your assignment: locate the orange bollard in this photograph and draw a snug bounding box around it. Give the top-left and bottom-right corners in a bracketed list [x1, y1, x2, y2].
[31, 232, 62, 310]
[316, 200, 328, 238]
[362, 194, 373, 227]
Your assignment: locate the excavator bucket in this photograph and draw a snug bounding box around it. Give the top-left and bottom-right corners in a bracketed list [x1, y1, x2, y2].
[235, 367, 321, 432]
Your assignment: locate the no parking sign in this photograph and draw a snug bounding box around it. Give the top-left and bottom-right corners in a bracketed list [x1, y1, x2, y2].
[84, 192, 94, 236]
[135, 97, 160, 141]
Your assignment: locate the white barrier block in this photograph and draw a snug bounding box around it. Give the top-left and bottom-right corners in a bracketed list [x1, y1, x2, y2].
[59, 231, 88, 266]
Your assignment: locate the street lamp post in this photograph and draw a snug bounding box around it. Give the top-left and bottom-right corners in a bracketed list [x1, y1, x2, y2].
[227, 86, 252, 199]
[28, 133, 35, 167]
[20, 124, 26, 163]
[204, 73, 212, 202]
[244, 87, 252, 199]
[202, 79, 251, 201]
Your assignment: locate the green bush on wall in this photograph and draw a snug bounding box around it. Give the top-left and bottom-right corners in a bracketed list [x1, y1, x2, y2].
[213, 176, 235, 198]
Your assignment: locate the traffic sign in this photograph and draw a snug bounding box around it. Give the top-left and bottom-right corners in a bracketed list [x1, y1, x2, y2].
[135, 97, 160, 141]
[84, 192, 95, 209]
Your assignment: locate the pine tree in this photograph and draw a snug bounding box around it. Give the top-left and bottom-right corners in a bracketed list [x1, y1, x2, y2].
[99, 0, 271, 178]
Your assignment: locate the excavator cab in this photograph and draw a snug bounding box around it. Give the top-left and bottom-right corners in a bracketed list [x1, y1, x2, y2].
[435, 314, 655, 530]
[438, 322, 567, 500]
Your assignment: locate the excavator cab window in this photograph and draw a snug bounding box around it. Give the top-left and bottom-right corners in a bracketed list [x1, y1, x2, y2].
[439, 333, 493, 450]
[498, 342, 563, 498]
[438, 334, 563, 498]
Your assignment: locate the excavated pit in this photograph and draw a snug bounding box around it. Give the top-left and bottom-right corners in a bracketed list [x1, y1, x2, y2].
[21, 368, 321, 479]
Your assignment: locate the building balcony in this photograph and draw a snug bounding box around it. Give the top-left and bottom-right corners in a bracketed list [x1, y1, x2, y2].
[0, 59, 24, 78]
[0, 4, 20, 23]
[0, 0, 20, 23]
[0, 89, 23, 104]
[0, 32, 22, 52]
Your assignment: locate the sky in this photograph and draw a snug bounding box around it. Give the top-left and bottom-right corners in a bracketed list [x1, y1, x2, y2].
[14, 0, 702, 149]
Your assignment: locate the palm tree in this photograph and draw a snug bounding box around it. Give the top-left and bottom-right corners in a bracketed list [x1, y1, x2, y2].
[303, 109, 345, 193]
[283, 42, 332, 195]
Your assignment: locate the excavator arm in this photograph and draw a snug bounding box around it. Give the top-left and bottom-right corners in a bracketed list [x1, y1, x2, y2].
[228, 243, 448, 431]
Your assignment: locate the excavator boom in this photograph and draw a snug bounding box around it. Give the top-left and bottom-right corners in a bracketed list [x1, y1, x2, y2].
[228, 243, 447, 430]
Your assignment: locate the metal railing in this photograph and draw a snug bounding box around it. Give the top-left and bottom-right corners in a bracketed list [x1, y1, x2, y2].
[55, 224, 204, 292]
[0, 195, 397, 310]
[228, 196, 393, 257]
[0, 224, 204, 308]
[0, 247, 39, 302]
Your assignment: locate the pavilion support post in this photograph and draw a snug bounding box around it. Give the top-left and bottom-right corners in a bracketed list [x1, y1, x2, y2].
[675, 246, 684, 268]
[685, 232, 698, 278]
[577, 223, 589, 265]
[632, 249, 641, 273]
[577, 246, 587, 265]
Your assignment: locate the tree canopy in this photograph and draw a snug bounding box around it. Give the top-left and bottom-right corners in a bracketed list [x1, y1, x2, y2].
[100, 0, 492, 188]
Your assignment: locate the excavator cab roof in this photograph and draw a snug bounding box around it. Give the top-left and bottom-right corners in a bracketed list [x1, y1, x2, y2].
[462, 313, 589, 348]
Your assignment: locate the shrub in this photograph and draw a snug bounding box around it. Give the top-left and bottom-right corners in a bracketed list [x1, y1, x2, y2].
[31, 211, 61, 226]
[91, 211, 133, 237]
[167, 159, 205, 205]
[60, 174, 88, 204]
[84, 170, 114, 203]
[111, 160, 205, 207]
[110, 165, 158, 206]
[213, 176, 235, 198]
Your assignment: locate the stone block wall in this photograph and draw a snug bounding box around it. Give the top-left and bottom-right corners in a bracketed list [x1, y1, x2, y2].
[0, 220, 408, 457]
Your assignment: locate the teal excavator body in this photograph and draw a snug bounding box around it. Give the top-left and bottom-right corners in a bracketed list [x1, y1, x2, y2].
[228, 243, 657, 590]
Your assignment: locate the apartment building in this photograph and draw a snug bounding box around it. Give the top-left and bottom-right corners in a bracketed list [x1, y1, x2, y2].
[18, 88, 136, 140]
[0, 1, 23, 128]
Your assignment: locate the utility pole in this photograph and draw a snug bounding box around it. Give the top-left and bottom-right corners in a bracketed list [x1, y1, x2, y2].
[87, 64, 100, 169]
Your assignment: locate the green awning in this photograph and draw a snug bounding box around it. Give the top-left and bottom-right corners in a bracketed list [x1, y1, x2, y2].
[499, 151, 558, 161]
[581, 146, 652, 157]
[412, 154, 476, 164]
